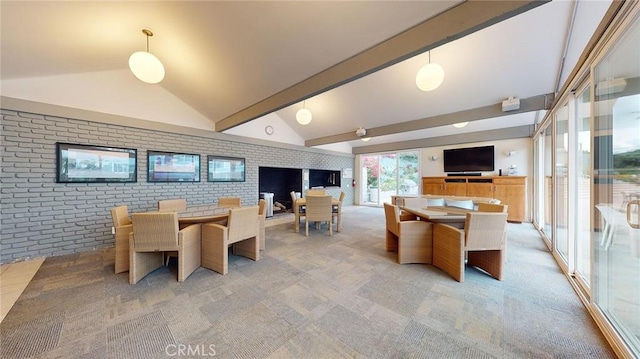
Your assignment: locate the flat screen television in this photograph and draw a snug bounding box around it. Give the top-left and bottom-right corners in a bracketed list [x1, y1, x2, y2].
[443, 145, 495, 173]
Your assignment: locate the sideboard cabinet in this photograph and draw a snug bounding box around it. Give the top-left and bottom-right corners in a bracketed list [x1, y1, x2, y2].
[421, 176, 526, 222]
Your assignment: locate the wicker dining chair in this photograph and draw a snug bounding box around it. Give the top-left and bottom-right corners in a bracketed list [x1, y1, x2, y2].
[305, 195, 333, 236]
[383, 202, 433, 264]
[399, 197, 429, 221]
[291, 191, 305, 232]
[158, 198, 187, 212]
[332, 191, 345, 228]
[111, 205, 133, 274]
[432, 211, 508, 282]
[477, 202, 508, 213]
[218, 197, 241, 208]
[258, 199, 266, 250]
[306, 189, 326, 196]
[129, 212, 201, 284]
[201, 205, 260, 275]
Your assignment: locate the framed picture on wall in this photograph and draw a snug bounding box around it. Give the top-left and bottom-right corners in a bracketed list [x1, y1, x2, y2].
[56, 143, 137, 183]
[148, 150, 200, 182]
[208, 156, 245, 182]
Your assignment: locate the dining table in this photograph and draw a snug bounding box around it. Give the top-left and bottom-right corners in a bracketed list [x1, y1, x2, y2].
[294, 197, 342, 233]
[399, 205, 469, 228]
[174, 205, 230, 226]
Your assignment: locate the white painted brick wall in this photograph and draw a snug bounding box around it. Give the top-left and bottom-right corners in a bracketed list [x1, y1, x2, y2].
[1, 109, 355, 263]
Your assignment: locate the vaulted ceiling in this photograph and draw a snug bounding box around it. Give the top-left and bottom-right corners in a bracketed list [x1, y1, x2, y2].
[0, 1, 615, 154]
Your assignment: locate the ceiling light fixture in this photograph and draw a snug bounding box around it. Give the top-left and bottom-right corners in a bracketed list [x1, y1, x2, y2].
[452, 122, 468, 128]
[416, 51, 444, 92]
[129, 29, 165, 84]
[296, 100, 312, 125]
[355, 127, 370, 141]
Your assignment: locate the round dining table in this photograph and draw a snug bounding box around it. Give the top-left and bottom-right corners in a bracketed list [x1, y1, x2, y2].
[175, 205, 230, 226]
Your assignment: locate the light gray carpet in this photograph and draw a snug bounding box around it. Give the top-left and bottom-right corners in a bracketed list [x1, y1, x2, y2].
[0, 206, 615, 358]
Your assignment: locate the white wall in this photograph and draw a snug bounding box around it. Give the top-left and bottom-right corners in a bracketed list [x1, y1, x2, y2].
[224, 112, 353, 153]
[1, 70, 216, 131]
[223, 112, 305, 146]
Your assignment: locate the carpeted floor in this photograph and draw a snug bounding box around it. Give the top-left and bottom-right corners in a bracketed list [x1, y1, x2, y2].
[0, 206, 615, 358]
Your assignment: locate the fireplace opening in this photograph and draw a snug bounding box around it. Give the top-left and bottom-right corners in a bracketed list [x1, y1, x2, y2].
[258, 167, 303, 214]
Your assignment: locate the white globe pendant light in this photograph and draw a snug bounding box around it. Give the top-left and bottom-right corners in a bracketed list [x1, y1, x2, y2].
[296, 101, 312, 125]
[415, 51, 444, 92]
[452, 122, 469, 128]
[129, 29, 165, 84]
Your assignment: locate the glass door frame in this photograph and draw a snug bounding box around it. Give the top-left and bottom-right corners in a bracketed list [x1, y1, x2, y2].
[572, 78, 593, 297]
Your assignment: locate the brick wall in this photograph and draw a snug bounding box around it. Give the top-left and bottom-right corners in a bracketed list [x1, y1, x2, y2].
[0, 109, 354, 264]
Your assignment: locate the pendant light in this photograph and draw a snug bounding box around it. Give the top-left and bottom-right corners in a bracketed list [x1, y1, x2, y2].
[129, 29, 165, 84]
[415, 51, 444, 92]
[296, 100, 312, 125]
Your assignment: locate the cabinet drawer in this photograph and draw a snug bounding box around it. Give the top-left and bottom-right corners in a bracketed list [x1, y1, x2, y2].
[422, 178, 445, 184]
[493, 177, 525, 185]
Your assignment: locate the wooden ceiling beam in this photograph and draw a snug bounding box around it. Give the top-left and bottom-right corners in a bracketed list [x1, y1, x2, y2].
[215, 0, 549, 132]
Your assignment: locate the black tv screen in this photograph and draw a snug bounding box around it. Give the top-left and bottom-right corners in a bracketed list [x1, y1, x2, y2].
[443, 145, 495, 173]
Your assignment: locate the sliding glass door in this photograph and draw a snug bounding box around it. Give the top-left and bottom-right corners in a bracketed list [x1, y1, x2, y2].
[574, 83, 592, 287]
[360, 151, 419, 206]
[593, 12, 640, 353]
[555, 103, 570, 263]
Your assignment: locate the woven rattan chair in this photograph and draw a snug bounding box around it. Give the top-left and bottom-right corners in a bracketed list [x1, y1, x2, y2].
[158, 199, 187, 212]
[258, 199, 266, 250]
[111, 205, 133, 274]
[291, 191, 305, 232]
[477, 202, 508, 213]
[129, 212, 201, 284]
[201, 205, 260, 275]
[218, 197, 241, 208]
[399, 197, 429, 221]
[305, 195, 333, 236]
[433, 211, 508, 282]
[383, 202, 433, 264]
[332, 192, 345, 228]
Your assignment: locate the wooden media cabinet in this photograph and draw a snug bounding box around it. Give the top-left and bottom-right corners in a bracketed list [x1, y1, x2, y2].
[422, 176, 526, 222]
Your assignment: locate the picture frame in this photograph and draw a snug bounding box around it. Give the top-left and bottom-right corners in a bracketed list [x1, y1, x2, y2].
[208, 156, 245, 182]
[148, 150, 200, 182]
[56, 142, 137, 183]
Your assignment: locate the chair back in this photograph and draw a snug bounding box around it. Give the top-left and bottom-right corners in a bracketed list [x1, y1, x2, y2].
[477, 202, 508, 213]
[158, 199, 187, 212]
[305, 195, 333, 221]
[383, 202, 400, 233]
[333, 192, 346, 214]
[258, 199, 266, 216]
[218, 197, 241, 208]
[306, 189, 326, 196]
[228, 206, 259, 243]
[111, 205, 131, 227]
[403, 197, 428, 209]
[131, 212, 179, 251]
[464, 212, 508, 250]
[291, 191, 305, 214]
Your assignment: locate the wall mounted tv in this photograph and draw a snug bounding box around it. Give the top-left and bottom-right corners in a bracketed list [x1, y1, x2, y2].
[443, 145, 495, 173]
